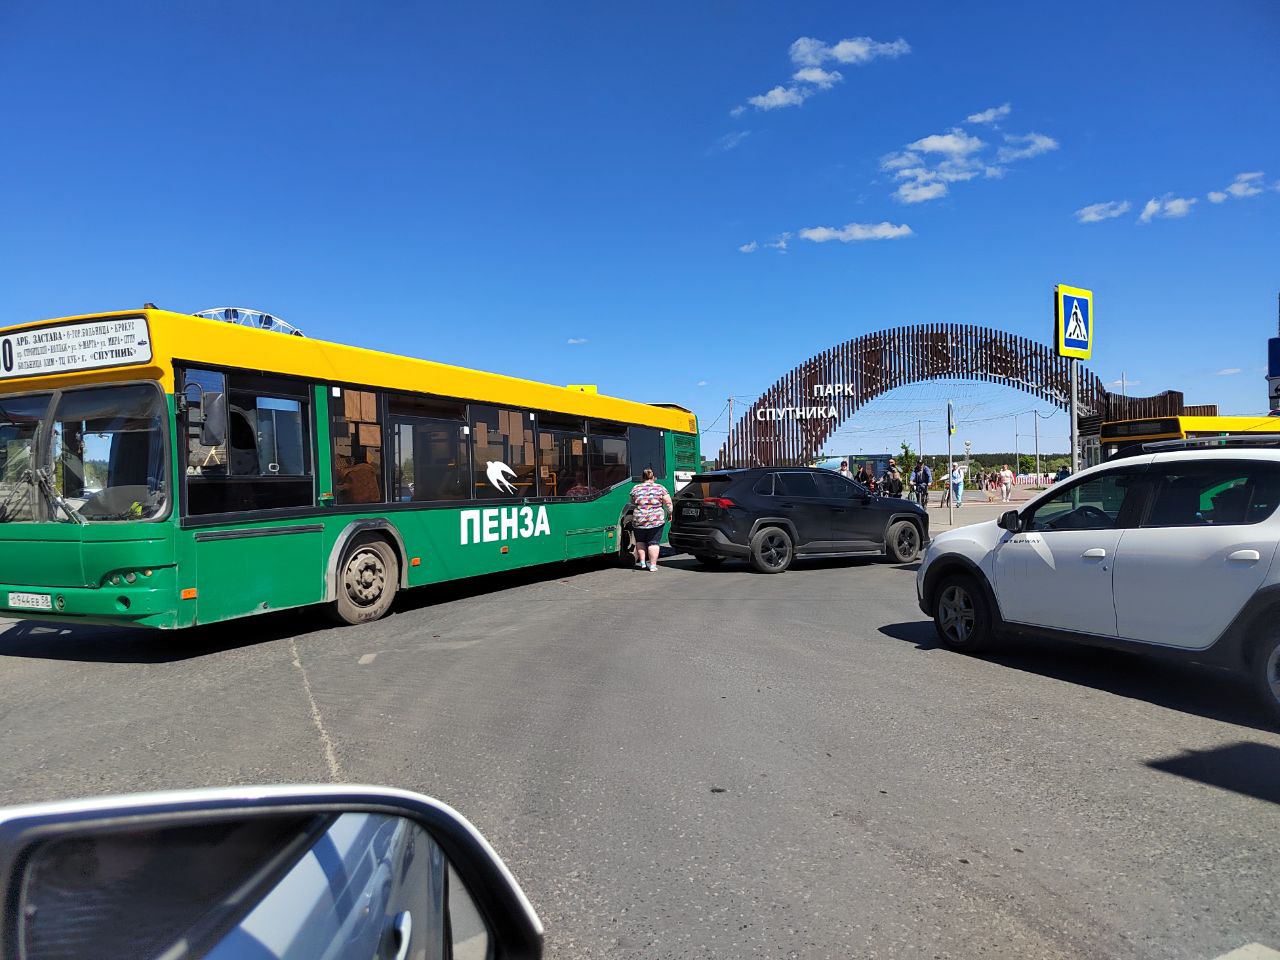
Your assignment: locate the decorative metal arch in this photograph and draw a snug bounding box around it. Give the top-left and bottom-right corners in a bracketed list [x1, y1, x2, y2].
[718, 323, 1104, 467]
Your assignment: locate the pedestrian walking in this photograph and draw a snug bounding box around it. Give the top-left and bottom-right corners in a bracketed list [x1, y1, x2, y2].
[629, 467, 673, 571]
[836, 460, 854, 480]
[999, 463, 1014, 503]
[911, 459, 932, 507]
[855, 461, 877, 492]
[949, 462, 964, 508]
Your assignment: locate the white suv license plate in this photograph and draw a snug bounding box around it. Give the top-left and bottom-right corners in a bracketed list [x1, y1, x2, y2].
[8, 592, 52, 610]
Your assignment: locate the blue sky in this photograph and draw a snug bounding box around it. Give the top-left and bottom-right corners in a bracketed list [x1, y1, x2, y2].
[2, 1, 1277, 456]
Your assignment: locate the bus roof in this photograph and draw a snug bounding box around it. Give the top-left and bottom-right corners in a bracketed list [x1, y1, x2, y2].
[0, 309, 696, 433]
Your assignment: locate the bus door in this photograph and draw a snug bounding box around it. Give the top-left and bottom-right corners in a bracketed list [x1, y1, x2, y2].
[180, 367, 326, 623]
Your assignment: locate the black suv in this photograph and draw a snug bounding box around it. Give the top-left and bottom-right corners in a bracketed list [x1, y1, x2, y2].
[669, 467, 929, 573]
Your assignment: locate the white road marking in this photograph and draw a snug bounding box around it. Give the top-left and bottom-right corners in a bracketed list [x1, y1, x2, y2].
[288, 637, 343, 782]
[1213, 945, 1280, 960]
[358, 653, 377, 665]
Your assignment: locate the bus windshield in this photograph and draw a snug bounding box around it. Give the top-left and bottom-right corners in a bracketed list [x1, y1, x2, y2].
[0, 383, 168, 523]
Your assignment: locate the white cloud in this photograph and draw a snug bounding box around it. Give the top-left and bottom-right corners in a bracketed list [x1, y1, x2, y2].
[790, 35, 910, 67]
[737, 34, 909, 114]
[738, 241, 758, 253]
[1215, 367, 1243, 376]
[1138, 194, 1197, 222]
[882, 119, 1056, 204]
[712, 130, 751, 153]
[1075, 200, 1131, 223]
[896, 179, 948, 203]
[748, 85, 810, 111]
[1207, 170, 1267, 202]
[966, 103, 1011, 124]
[1107, 378, 1142, 388]
[798, 221, 913, 243]
[791, 66, 843, 89]
[880, 151, 921, 170]
[995, 132, 1058, 162]
[1228, 171, 1265, 197]
[765, 233, 791, 252]
[566, 337, 588, 345]
[697, 380, 708, 387]
[909, 128, 985, 156]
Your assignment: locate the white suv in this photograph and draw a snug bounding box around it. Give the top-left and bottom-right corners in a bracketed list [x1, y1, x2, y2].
[916, 440, 1280, 723]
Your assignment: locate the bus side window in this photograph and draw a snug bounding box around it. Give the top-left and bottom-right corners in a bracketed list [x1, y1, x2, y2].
[587, 421, 629, 491]
[471, 405, 537, 499]
[627, 426, 665, 480]
[183, 369, 314, 516]
[537, 413, 587, 499]
[387, 393, 470, 503]
[330, 388, 384, 505]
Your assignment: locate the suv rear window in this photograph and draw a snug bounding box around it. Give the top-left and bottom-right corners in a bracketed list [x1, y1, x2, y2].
[678, 475, 733, 500]
[1144, 461, 1280, 527]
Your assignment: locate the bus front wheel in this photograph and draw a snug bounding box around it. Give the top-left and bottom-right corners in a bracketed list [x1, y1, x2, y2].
[329, 538, 400, 625]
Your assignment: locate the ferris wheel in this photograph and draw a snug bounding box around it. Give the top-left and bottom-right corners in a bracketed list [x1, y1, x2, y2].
[193, 307, 305, 337]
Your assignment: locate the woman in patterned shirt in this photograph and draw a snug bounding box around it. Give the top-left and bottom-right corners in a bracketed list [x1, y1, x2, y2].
[629, 468, 673, 571]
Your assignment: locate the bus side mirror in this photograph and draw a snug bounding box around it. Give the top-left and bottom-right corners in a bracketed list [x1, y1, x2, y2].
[998, 510, 1021, 532]
[201, 392, 228, 447]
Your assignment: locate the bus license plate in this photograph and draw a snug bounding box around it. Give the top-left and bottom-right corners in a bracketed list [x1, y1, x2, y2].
[8, 592, 52, 610]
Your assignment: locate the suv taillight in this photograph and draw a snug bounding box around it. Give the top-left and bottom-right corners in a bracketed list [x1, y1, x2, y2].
[705, 497, 736, 510]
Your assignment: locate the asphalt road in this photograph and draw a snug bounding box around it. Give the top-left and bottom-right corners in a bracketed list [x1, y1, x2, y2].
[1, 527, 1278, 959]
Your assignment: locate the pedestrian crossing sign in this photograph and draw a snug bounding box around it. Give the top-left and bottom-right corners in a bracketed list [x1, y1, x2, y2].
[1055, 284, 1093, 359]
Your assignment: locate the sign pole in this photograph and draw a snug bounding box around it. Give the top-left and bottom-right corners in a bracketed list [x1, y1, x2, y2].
[946, 400, 954, 526]
[1070, 358, 1080, 474]
[1034, 413, 1040, 482]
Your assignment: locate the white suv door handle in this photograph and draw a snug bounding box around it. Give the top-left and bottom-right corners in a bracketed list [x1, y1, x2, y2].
[1228, 549, 1261, 562]
[1082, 548, 1107, 559]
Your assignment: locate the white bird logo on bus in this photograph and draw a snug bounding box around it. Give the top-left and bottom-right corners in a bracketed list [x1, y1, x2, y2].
[486, 460, 518, 494]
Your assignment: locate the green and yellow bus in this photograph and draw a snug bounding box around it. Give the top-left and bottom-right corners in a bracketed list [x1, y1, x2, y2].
[1100, 414, 1280, 459]
[0, 308, 699, 628]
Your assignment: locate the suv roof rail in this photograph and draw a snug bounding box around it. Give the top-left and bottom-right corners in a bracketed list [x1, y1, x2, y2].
[1142, 434, 1280, 452]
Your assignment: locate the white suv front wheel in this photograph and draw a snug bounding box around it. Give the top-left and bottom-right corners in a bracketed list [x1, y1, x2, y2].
[1254, 634, 1280, 725]
[932, 574, 995, 653]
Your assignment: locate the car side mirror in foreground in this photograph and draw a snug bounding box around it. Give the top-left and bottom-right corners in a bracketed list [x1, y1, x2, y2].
[998, 510, 1021, 532]
[0, 785, 543, 960]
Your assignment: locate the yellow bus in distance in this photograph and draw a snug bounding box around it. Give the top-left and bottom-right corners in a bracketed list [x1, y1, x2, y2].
[1100, 414, 1280, 459]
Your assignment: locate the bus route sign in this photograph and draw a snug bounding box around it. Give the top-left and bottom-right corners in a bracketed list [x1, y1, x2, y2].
[1054, 285, 1093, 360]
[0, 316, 152, 380]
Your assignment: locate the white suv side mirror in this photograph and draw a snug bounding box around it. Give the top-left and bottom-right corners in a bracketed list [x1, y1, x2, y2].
[998, 510, 1022, 532]
[0, 785, 543, 960]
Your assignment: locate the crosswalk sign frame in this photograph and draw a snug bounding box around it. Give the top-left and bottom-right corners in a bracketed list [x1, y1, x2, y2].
[1055, 284, 1093, 360]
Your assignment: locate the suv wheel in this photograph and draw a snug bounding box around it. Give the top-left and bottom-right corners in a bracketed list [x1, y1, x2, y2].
[885, 520, 922, 563]
[749, 527, 793, 574]
[1253, 632, 1280, 725]
[931, 573, 993, 652]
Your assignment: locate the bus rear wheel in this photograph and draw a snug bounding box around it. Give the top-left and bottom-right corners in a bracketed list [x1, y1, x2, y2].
[330, 538, 399, 625]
